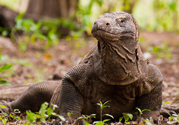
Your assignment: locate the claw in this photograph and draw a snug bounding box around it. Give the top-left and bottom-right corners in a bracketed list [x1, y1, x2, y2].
[149, 117, 153, 123]
[157, 115, 163, 125]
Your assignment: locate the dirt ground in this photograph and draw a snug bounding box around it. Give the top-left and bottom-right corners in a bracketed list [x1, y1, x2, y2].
[0, 30, 179, 124]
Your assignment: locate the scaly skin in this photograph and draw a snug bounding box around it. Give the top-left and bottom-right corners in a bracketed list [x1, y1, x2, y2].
[0, 12, 163, 124]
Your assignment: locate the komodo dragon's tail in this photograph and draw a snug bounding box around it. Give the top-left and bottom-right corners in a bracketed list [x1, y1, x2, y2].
[0, 85, 30, 101]
[0, 81, 61, 114]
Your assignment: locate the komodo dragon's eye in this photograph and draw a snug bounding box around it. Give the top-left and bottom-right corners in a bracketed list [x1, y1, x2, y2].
[116, 18, 126, 24]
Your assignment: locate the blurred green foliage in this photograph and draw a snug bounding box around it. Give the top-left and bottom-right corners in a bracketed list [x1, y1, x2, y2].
[0, 0, 178, 45]
[152, 0, 178, 31]
[0, 53, 12, 85]
[76, 0, 103, 34]
[10, 13, 80, 51]
[75, 0, 179, 32]
[148, 43, 172, 60]
[0, 0, 178, 34]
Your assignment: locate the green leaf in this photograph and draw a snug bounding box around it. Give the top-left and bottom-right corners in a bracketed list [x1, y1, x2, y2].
[101, 105, 109, 109]
[103, 114, 114, 119]
[26, 110, 37, 123]
[39, 102, 48, 115]
[102, 119, 111, 123]
[51, 103, 58, 110]
[89, 114, 96, 119]
[127, 114, 133, 120]
[40, 117, 46, 123]
[0, 80, 11, 85]
[0, 64, 13, 72]
[58, 115, 65, 121]
[122, 113, 129, 122]
[0, 104, 6, 108]
[163, 102, 169, 104]
[97, 101, 102, 106]
[94, 121, 104, 125]
[126, 122, 130, 124]
[172, 114, 179, 117]
[119, 117, 123, 122]
[141, 109, 151, 113]
[14, 109, 21, 113]
[169, 116, 173, 121]
[15, 116, 21, 120]
[85, 122, 90, 125]
[67, 112, 73, 117]
[78, 116, 86, 120]
[47, 107, 53, 116]
[9, 113, 14, 118]
[135, 107, 142, 114]
[103, 100, 110, 106]
[3, 112, 8, 116]
[145, 119, 153, 125]
[15, 13, 25, 22]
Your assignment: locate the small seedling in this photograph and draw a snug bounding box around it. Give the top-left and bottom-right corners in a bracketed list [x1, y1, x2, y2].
[135, 107, 151, 120]
[0, 63, 13, 85]
[0, 112, 9, 124]
[25, 102, 65, 124]
[119, 113, 133, 124]
[169, 114, 179, 122]
[78, 114, 96, 125]
[93, 100, 114, 125]
[144, 119, 153, 125]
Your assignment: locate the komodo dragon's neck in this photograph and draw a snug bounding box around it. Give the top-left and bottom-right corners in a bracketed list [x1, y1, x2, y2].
[95, 38, 147, 85]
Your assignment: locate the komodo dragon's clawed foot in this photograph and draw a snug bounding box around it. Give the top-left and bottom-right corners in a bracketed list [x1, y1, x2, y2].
[160, 105, 179, 117]
[0, 101, 12, 114]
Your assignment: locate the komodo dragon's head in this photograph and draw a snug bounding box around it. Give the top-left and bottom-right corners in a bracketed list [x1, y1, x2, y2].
[91, 11, 139, 44]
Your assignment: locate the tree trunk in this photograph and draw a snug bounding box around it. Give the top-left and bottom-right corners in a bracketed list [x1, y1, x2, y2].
[25, 0, 79, 20]
[0, 5, 18, 28]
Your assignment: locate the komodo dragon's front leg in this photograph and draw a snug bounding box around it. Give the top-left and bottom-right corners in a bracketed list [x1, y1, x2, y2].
[137, 64, 163, 121]
[50, 78, 84, 123]
[0, 81, 60, 113]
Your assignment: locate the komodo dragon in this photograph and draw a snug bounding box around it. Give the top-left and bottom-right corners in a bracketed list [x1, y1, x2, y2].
[1, 11, 164, 124]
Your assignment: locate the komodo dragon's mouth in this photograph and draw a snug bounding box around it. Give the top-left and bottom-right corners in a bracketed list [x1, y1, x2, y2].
[92, 29, 119, 42]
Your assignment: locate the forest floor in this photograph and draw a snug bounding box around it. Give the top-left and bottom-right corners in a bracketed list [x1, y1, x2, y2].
[0, 30, 179, 124]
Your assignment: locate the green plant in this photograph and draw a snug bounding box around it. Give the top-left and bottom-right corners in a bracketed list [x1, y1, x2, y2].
[12, 13, 48, 51]
[78, 114, 96, 125]
[26, 102, 65, 124]
[169, 114, 179, 122]
[119, 113, 133, 124]
[0, 27, 9, 37]
[152, 0, 179, 31]
[162, 101, 170, 105]
[93, 100, 114, 125]
[9, 112, 21, 122]
[144, 119, 153, 125]
[148, 43, 171, 61]
[135, 107, 151, 120]
[0, 54, 12, 85]
[0, 112, 8, 124]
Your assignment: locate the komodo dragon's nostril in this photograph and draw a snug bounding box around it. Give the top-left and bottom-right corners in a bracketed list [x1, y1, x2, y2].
[105, 22, 110, 26]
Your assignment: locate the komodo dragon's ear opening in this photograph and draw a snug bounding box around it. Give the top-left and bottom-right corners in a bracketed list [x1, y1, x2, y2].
[131, 15, 140, 42]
